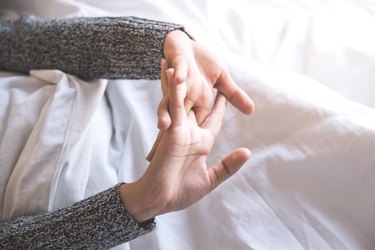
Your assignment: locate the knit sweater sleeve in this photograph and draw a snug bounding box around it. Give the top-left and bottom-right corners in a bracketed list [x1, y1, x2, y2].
[0, 184, 155, 249]
[0, 15, 187, 79]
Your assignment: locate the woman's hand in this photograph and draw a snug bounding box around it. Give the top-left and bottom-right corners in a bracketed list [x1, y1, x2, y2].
[147, 30, 254, 161]
[158, 30, 254, 128]
[120, 69, 251, 222]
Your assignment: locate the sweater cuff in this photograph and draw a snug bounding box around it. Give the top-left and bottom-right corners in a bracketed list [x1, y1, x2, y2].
[0, 15, 193, 80]
[100, 16, 190, 80]
[114, 183, 156, 235]
[92, 183, 156, 247]
[0, 184, 156, 249]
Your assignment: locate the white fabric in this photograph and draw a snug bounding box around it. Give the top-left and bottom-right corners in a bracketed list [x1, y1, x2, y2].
[1, 0, 375, 249]
[0, 70, 109, 219]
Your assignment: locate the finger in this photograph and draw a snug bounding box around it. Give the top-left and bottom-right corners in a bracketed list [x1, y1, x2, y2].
[187, 109, 198, 126]
[194, 83, 212, 125]
[160, 59, 169, 96]
[215, 70, 255, 115]
[167, 68, 186, 128]
[157, 95, 171, 129]
[171, 55, 188, 85]
[183, 97, 194, 115]
[146, 129, 165, 162]
[157, 59, 172, 129]
[208, 148, 251, 191]
[194, 106, 210, 126]
[201, 93, 227, 137]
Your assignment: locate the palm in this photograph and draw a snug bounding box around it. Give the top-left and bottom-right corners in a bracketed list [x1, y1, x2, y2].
[158, 30, 254, 130]
[157, 112, 214, 212]
[121, 31, 253, 223]
[183, 44, 223, 122]
[148, 30, 254, 163]
[128, 69, 250, 222]
[144, 67, 229, 212]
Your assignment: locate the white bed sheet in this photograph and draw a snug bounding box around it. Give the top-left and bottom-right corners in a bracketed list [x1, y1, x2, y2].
[1, 0, 375, 249]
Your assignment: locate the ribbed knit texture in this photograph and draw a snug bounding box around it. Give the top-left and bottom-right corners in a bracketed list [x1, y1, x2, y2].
[0, 184, 156, 249]
[0, 14, 190, 248]
[0, 15, 185, 79]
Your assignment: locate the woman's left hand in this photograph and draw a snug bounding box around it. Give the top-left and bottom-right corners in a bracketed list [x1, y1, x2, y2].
[147, 30, 254, 161]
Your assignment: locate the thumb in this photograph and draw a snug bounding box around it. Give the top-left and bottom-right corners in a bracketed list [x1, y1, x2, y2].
[216, 70, 255, 115]
[208, 148, 251, 191]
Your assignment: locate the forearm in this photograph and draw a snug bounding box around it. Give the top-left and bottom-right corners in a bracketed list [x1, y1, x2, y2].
[0, 184, 155, 249]
[0, 15, 186, 79]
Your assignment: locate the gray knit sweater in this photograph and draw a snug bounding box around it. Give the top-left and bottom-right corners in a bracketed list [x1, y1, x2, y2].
[0, 14, 185, 79]
[0, 14, 187, 249]
[0, 185, 155, 249]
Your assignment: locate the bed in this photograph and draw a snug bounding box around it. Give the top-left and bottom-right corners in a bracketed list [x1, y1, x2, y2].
[1, 0, 375, 249]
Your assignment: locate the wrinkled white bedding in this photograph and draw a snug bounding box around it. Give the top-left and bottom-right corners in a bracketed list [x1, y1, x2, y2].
[1, 0, 375, 249]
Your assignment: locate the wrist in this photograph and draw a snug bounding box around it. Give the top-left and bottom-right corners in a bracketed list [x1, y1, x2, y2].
[119, 181, 163, 223]
[164, 29, 193, 58]
[166, 29, 190, 40]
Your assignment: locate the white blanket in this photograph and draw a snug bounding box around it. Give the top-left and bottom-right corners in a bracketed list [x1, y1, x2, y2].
[1, 0, 375, 249]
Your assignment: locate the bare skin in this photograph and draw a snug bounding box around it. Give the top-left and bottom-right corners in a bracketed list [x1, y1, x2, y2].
[120, 69, 251, 222]
[147, 29, 255, 161]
